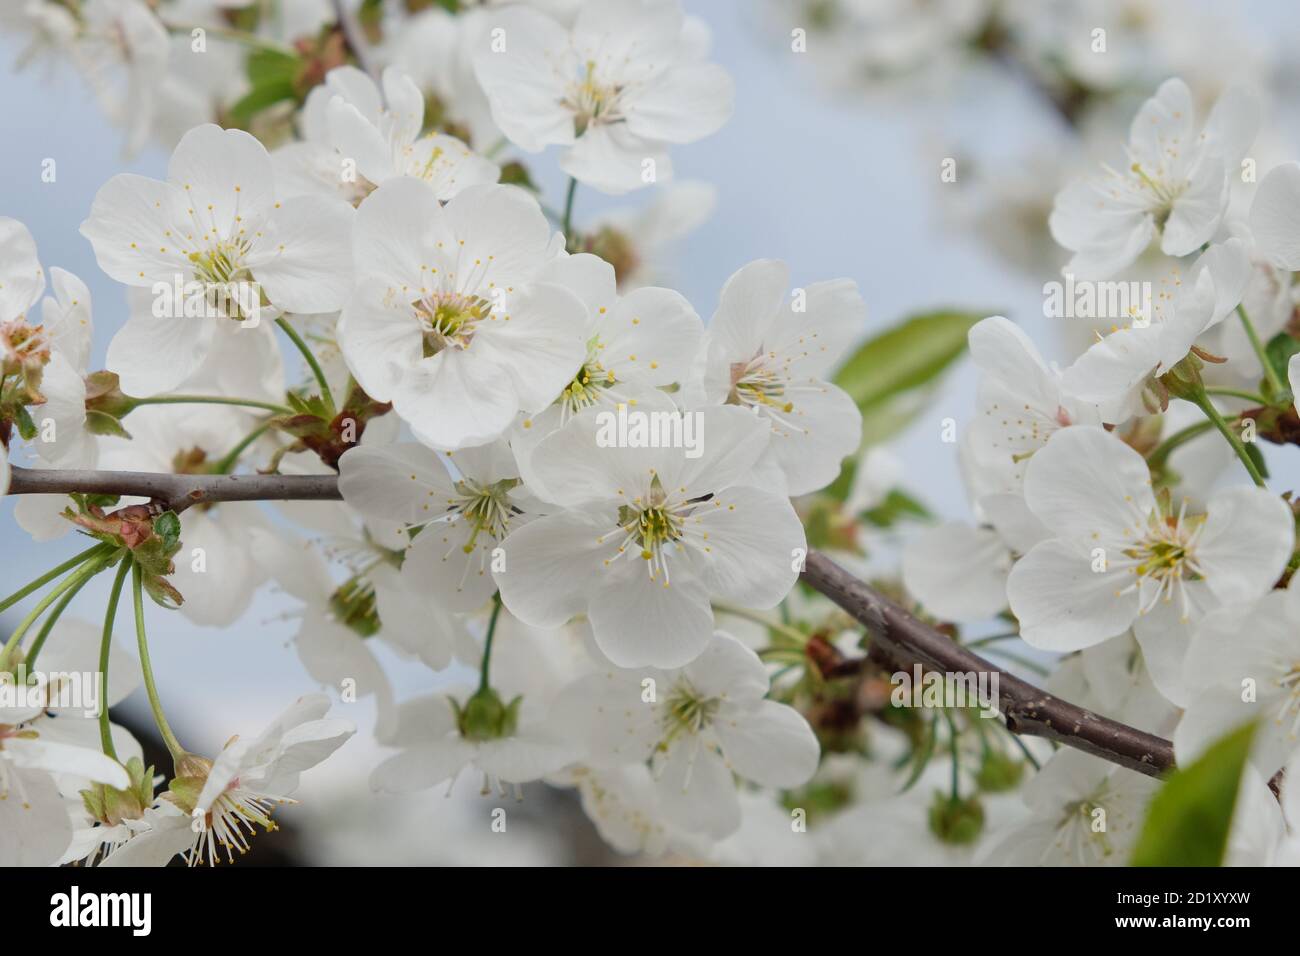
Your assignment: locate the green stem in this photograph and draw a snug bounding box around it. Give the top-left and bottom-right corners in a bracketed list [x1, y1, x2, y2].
[714, 602, 807, 645]
[24, 564, 100, 671]
[944, 711, 961, 800]
[964, 632, 1022, 649]
[212, 421, 273, 475]
[1190, 390, 1266, 487]
[276, 317, 336, 416]
[1204, 386, 1270, 406]
[163, 22, 295, 56]
[0, 542, 109, 615]
[999, 722, 1042, 771]
[560, 177, 578, 246]
[1, 550, 116, 667]
[1236, 303, 1287, 397]
[98, 559, 132, 761]
[479, 594, 503, 693]
[982, 646, 1051, 676]
[132, 563, 185, 761]
[131, 394, 294, 416]
[1147, 419, 1214, 469]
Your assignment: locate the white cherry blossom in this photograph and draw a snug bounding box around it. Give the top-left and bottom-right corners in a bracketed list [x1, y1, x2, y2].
[1006, 425, 1292, 704]
[1049, 78, 1259, 278]
[702, 259, 865, 497]
[473, 0, 733, 194]
[495, 405, 805, 668]
[338, 177, 587, 449]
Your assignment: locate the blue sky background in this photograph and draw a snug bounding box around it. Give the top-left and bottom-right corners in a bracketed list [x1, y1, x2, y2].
[3, 1, 1300, 846]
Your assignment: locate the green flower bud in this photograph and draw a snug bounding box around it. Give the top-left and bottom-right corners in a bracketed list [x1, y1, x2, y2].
[928, 791, 985, 845]
[976, 750, 1024, 793]
[452, 688, 522, 742]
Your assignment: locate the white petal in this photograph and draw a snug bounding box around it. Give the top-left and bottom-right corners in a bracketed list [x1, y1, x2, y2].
[902, 522, 1011, 621]
[0, 217, 44, 321]
[1198, 486, 1294, 605]
[560, 125, 670, 195]
[706, 258, 789, 363]
[682, 631, 769, 702]
[655, 742, 739, 839]
[470, 281, 587, 411]
[1022, 426, 1155, 540]
[79, 173, 191, 286]
[338, 276, 423, 402]
[587, 561, 714, 668]
[757, 379, 862, 497]
[690, 484, 804, 609]
[248, 195, 355, 313]
[105, 310, 215, 397]
[475, 731, 575, 783]
[398, 347, 521, 450]
[337, 442, 456, 524]
[714, 699, 819, 788]
[495, 512, 608, 627]
[471, 6, 574, 153]
[1162, 155, 1226, 256]
[1008, 540, 1138, 651]
[0, 768, 71, 866]
[166, 124, 276, 232]
[623, 61, 733, 144]
[1251, 162, 1300, 269]
[370, 738, 475, 793]
[351, 176, 443, 286]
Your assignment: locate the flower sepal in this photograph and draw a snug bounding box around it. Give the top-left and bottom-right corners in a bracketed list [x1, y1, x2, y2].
[451, 687, 522, 743]
[81, 756, 155, 827]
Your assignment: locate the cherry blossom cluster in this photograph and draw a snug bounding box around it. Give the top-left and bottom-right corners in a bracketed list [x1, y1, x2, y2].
[3, 0, 1300, 869]
[0, 0, 851, 866]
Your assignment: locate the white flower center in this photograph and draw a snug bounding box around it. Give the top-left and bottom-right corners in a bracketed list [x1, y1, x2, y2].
[662, 680, 719, 739]
[596, 475, 718, 586]
[0, 726, 38, 809]
[413, 290, 493, 355]
[1114, 501, 1206, 617]
[565, 61, 626, 135]
[557, 337, 631, 420]
[1054, 792, 1128, 865]
[600, 478, 692, 584]
[417, 477, 520, 599]
[189, 783, 289, 867]
[449, 478, 517, 547]
[1123, 161, 1188, 227]
[1271, 663, 1300, 740]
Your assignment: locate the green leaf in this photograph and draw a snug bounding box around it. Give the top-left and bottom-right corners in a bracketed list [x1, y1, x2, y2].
[822, 311, 985, 497]
[228, 48, 302, 126]
[1264, 331, 1300, 398]
[1130, 721, 1257, 867]
[13, 403, 38, 441]
[899, 711, 939, 794]
[1243, 440, 1269, 480]
[834, 310, 985, 419]
[154, 511, 182, 552]
[83, 408, 132, 439]
[861, 488, 932, 527]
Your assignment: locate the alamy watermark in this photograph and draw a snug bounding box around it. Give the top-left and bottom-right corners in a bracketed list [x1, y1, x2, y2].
[1043, 274, 1152, 324]
[0, 667, 103, 718]
[594, 403, 704, 459]
[890, 664, 1000, 718]
[152, 277, 262, 327]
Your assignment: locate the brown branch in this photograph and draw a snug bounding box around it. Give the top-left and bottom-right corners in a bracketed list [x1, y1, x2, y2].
[3, 465, 1175, 776]
[330, 0, 377, 79]
[6, 466, 342, 515]
[800, 551, 1175, 778]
